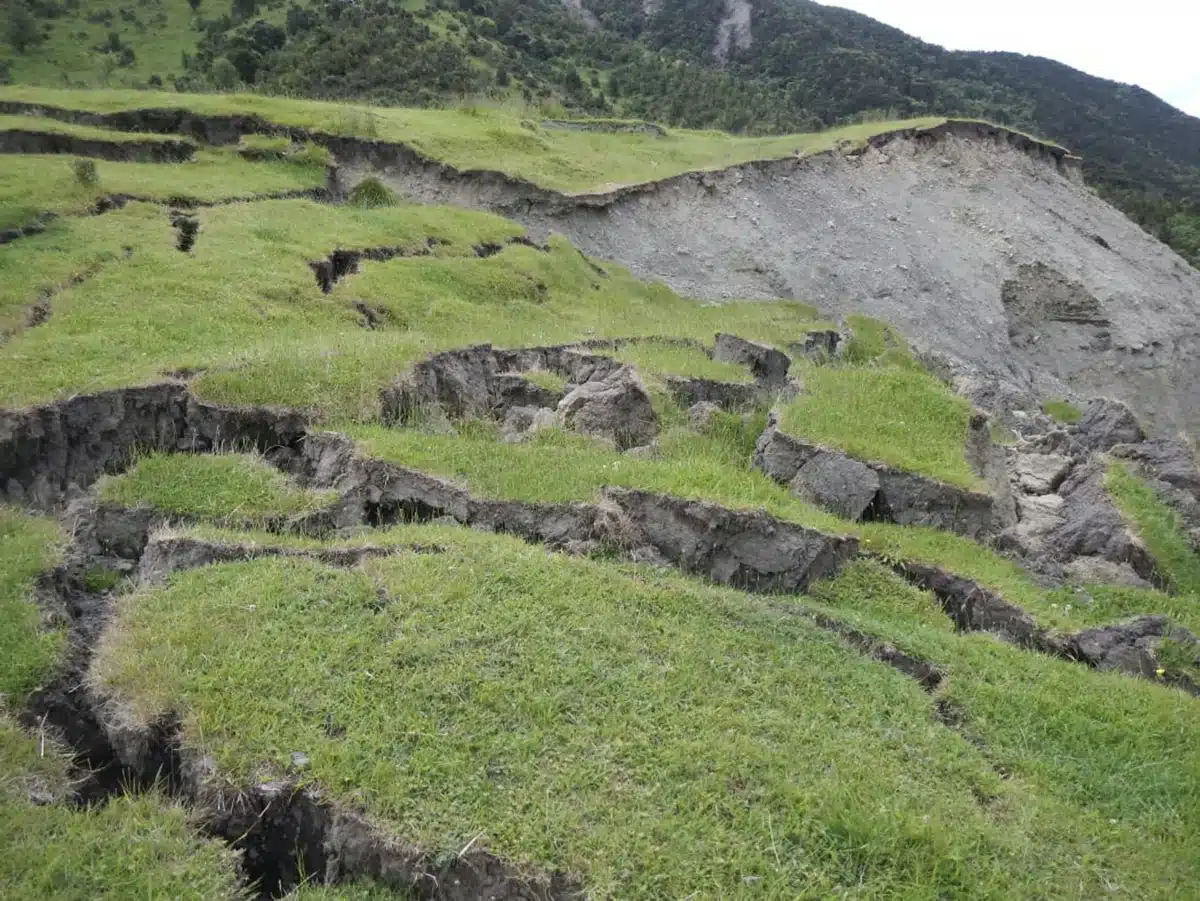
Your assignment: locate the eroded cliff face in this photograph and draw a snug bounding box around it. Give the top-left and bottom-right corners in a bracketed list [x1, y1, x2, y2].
[508, 132, 1199, 438]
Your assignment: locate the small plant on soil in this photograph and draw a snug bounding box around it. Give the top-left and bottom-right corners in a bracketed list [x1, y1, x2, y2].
[347, 177, 394, 208]
[71, 158, 98, 187]
[1043, 398, 1083, 423]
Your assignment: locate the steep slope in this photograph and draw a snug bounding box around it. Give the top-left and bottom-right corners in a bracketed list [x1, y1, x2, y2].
[346, 120, 1200, 438]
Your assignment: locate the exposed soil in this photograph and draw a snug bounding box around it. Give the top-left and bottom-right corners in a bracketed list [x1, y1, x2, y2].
[308, 240, 442, 293]
[0, 128, 195, 162]
[169, 209, 199, 252]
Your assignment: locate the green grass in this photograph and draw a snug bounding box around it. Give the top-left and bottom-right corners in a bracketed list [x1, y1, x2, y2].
[97, 453, 335, 524]
[841, 314, 917, 367]
[612, 341, 756, 384]
[0, 149, 326, 230]
[0, 113, 186, 144]
[1042, 398, 1083, 424]
[91, 529, 1200, 899]
[0, 191, 823, 414]
[0, 85, 946, 193]
[778, 362, 984, 490]
[1107, 462, 1200, 596]
[0, 508, 63, 706]
[0, 716, 247, 900]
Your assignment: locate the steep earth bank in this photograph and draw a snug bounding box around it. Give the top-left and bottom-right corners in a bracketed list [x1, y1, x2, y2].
[338, 124, 1199, 438]
[516, 135, 1199, 438]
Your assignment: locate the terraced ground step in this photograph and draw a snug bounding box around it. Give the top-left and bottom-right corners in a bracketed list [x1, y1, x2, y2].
[754, 419, 994, 537]
[0, 128, 194, 163]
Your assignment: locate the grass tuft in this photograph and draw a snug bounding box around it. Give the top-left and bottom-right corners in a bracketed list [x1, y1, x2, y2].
[347, 177, 395, 208]
[1042, 398, 1082, 423]
[1106, 461, 1200, 596]
[97, 452, 335, 524]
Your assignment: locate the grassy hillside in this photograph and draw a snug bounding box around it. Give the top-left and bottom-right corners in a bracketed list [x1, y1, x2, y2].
[1, 91, 1198, 898]
[3, 0, 1198, 265]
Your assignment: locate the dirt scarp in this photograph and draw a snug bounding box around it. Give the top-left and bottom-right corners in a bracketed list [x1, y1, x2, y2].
[0, 128, 195, 162]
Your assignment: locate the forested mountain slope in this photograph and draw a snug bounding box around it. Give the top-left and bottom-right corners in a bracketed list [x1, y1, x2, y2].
[3, 0, 1199, 263]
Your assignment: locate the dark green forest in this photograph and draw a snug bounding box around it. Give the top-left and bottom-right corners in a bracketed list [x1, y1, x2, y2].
[5, 0, 1199, 265]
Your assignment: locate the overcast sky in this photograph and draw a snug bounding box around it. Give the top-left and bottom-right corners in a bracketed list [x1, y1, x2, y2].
[820, 1, 1200, 117]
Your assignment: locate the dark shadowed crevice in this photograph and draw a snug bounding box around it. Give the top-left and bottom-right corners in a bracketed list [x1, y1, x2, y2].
[307, 239, 443, 294]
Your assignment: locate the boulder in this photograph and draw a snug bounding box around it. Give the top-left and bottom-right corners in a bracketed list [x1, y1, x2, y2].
[501, 405, 557, 442]
[997, 493, 1066, 557]
[712, 333, 791, 386]
[788, 329, 841, 362]
[1010, 452, 1073, 495]
[751, 419, 819, 483]
[687, 401, 722, 431]
[1063, 557, 1152, 589]
[602, 487, 858, 593]
[790, 451, 879, 521]
[1074, 398, 1144, 451]
[666, 376, 760, 411]
[557, 366, 659, 450]
[1046, 460, 1156, 581]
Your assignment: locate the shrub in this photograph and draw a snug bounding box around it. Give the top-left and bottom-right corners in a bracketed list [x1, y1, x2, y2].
[210, 56, 238, 90]
[347, 177, 395, 208]
[71, 158, 98, 186]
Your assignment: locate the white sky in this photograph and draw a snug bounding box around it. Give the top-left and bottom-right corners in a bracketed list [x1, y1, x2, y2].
[819, 1, 1200, 117]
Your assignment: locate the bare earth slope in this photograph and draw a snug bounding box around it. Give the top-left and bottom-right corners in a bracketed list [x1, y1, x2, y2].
[354, 126, 1200, 437]
[513, 132, 1200, 437]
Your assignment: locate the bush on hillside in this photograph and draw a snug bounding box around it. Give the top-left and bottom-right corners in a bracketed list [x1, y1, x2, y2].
[71, 158, 98, 187]
[347, 177, 394, 208]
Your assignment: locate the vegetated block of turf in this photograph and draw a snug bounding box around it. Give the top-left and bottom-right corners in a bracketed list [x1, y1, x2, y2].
[808, 561, 1200, 894]
[0, 717, 246, 901]
[0, 199, 519, 410]
[97, 526, 1102, 899]
[0, 150, 327, 228]
[0, 189, 821, 416]
[0, 114, 186, 145]
[348, 416, 1189, 636]
[611, 341, 755, 384]
[840, 313, 917, 367]
[778, 361, 984, 490]
[0, 85, 946, 193]
[189, 235, 821, 417]
[0, 507, 63, 705]
[97, 452, 334, 523]
[1107, 461, 1200, 596]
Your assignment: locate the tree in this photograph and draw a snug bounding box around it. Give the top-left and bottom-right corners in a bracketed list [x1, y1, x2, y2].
[6, 1, 43, 54]
[188, 0, 203, 11]
[210, 56, 238, 89]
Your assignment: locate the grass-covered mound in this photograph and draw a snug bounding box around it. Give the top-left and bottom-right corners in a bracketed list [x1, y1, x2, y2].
[0, 194, 827, 414]
[91, 527, 1200, 898]
[98, 452, 336, 525]
[0, 149, 326, 231]
[0, 86, 944, 193]
[0, 717, 246, 901]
